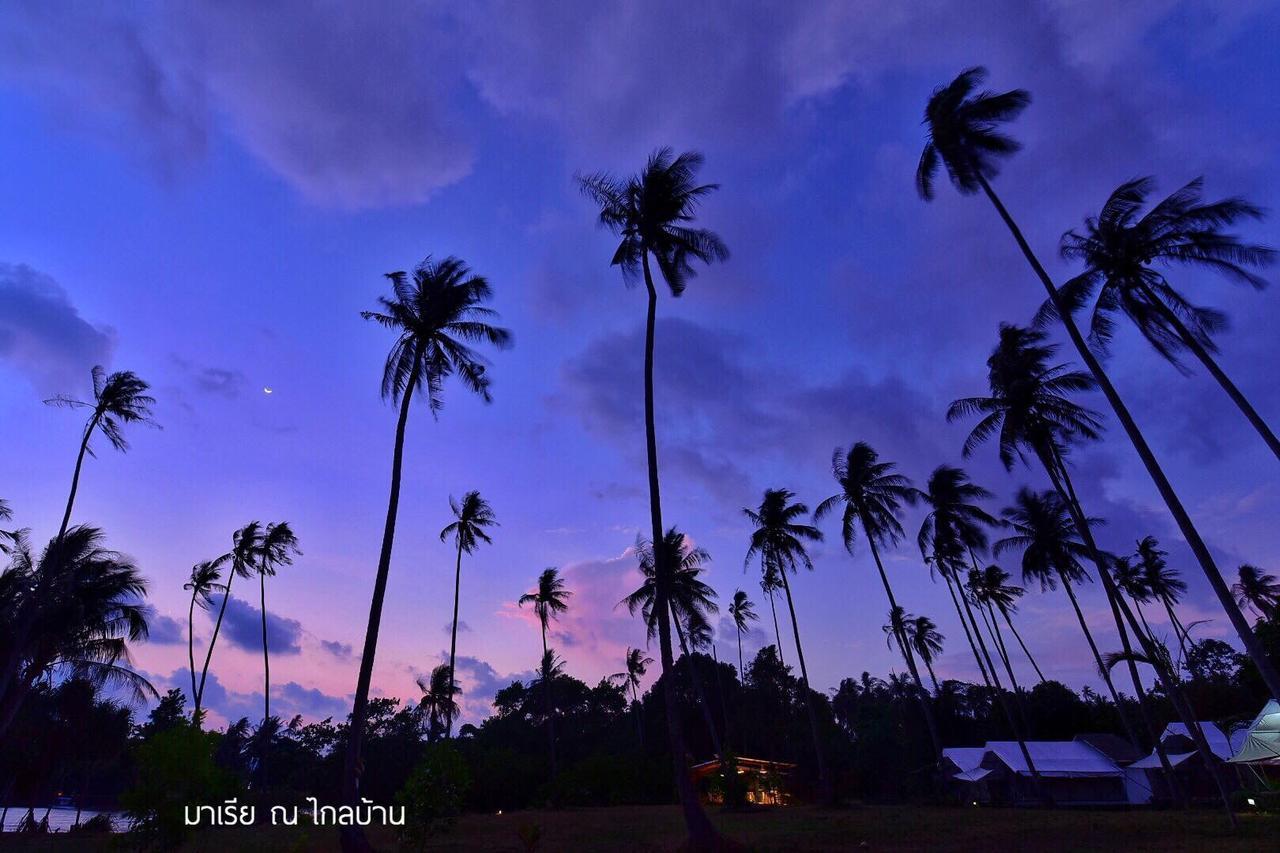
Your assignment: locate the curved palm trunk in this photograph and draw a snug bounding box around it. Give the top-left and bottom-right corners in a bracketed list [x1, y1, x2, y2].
[766, 589, 786, 665]
[58, 416, 98, 541]
[639, 254, 718, 848]
[446, 538, 464, 738]
[675, 620, 723, 759]
[942, 573, 995, 691]
[196, 567, 239, 721]
[540, 622, 557, 778]
[340, 357, 418, 853]
[259, 570, 271, 789]
[775, 565, 831, 801]
[631, 682, 644, 749]
[862, 535, 942, 760]
[1001, 610, 1047, 684]
[1161, 597, 1194, 667]
[187, 591, 199, 710]
[1058, 573, 1133, 716]
[735, 626, 744, 682]
[922, 656, 940, 694]
[977, 175, 1280, 702]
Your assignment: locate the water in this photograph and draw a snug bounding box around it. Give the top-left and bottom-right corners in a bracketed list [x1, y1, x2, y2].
[0, 807, 125, 833]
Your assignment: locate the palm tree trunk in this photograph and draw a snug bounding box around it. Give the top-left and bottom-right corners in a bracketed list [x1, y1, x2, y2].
[942, 572, 994, 690]
[774, 565, 831, 800]
[977, 598, 1012, 675]
[923, 658, 940, 694]
[446, 539, 464, 738]
[340, 355, 419, 853]
[1057, 573, 1129, 710]
[711, 645, 731, 755]
[1162, 597, 1194, 667]
[639, 253, 717, 848]
[1002, 610, 1047, 684]
[196, 567, 239, 721]
[540, 622, 557, 778]
[259, 570, 271, 789]
[58, 417, 97, 542]
[736, 626, 744, 681]
[631, 682, 643, 749]
[1142, 282, 1280, 462]
[675, 620, 723, 759]
[766, 589, 785, 665]
[188, 591, 198, 710]
[977, 174, 1280, 702]
[863, 534, 942, 759]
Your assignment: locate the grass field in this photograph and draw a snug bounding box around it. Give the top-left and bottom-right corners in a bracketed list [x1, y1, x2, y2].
[9, 803, 1277, 851]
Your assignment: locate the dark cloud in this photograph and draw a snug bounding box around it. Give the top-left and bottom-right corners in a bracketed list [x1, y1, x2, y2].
[442, 620, 472, 635]
[170, 355, 247, 399]
[210, 595, 303, 656]
[320, 639, 353, 659]
[449, 655, 538, 723]
[145, 613, 185, 646]
[0, 263, 114, 392]
[150, 668, 348, 723]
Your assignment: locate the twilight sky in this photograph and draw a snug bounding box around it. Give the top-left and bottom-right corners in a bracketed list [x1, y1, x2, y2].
[1, 1, 1278, 728]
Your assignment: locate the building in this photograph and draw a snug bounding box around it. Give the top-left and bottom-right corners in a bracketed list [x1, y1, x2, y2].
[689, 757, 796, 805]
[943, 740, 1130, 806]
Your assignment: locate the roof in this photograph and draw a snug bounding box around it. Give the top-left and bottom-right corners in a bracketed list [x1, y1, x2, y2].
[689, 757, 797, 775]
[953, 767, 993, 782]
[942, 747, 986, 773]
[1074, 733, 1143, 764]
[982, 741, 1123, 778]
[1229, 700, 1280, 765]
[1159, 722, 1234, 761]
[1130, 751, 1195, 770]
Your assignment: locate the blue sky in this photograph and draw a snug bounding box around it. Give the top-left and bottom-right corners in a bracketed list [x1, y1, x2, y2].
[1, 1, 1278, 726]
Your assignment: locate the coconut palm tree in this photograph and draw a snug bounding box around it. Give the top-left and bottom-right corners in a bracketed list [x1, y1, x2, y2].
[1054, 176, 1277, 459]
[759, 565, 787, 665]
[182, 558, 227, 714]
[417, 664, 460, 742]
[195, 522, 259, 721]
[439, 491, 497, 737]
[253, 522, 300, 725]
[343, 256, 511, 842]
[44, 367, 156, 540]
[611, 647, 653, 746]
[884, 609, 945, 693]
[1233, 564, 1280, 621]
[815, 447, 943, 759]
[519, 567, 571, 777]
[918, 66, 1280, 701]
[0, 526, 157, 739]
[968, 563, 1045, 683]
[1111, 556, 1158, 646]
[579, 149, 727, 848]
[744, 487, 832, 797]
[728, 590, 758, 680]
[1135, 536, 1195, 659]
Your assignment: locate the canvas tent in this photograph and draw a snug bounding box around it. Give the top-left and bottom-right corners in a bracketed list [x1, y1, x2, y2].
[1130, 721, 1243, 801]
[976, 741, 1128, 806]
[942, 747, 993, 803]
[1229, 701, 1280, 765]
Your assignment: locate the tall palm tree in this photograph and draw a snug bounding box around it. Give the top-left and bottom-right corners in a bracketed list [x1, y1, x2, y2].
[1233, 564, 1280, 621]
[253, 522, 300, 725]
[884, 609, 945, 693]
[968, 563, 1046, 683]
[728, 589, 758, 680]
[519, 567, 571, 777]
[439, 491, 497, 737]
[622, 529, 723, 759]
[183, 558, 226, 713]
[815, 446, 943, 760]
[195, 522, 259, 721]
[579, 149, 727, 849]
[744, 487, 832, 798]
[611, 647, 653, 746]
[918, 66, 1280, 701]
[417, 664, 460, 742]
[343, 256, 510, 843]
[44, 367, 156, 540]
[759, 565, 787, 665]
[1111, 556, 1157, 646]
[1135, 536, 1195, 658]
[1054, 177, 1277, 459]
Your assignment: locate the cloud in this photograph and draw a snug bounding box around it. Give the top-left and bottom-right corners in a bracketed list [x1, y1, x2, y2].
[320, 639, 353, 660]
[170, 355, 247, 399]
[447, 655, 538, 724]
[149, 668, 349, 725]
[442, 620, 472, 635]
[0, 263, 114, 392]
[209, 594, 303, 656]
[145, 613, 185, 646]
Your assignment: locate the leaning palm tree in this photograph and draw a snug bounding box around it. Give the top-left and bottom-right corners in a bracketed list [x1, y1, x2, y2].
[253, 522, 300, 725]
[727, 589, 758, 680]
[1111, 556, 1158, 647]
[884, 609, 945, 694]
[917, 66, 1280, 700]
[759, 564, 787, 665]
[343, 256, 511, 842]
[968, 563, 1046, 683]
[611, 647, 653, 746]
[816, 446, 943, 759]
[1233, 564, 1280, 621]
[439, 491, 497, 737]
[1135, 537, 1194, 659]
[183, 558, 227, 713]
[1053, 177, 1277, 459]
[195, 522, 259, 721]
[744, 487, 832, 798]
[44, 367, 157, 540]
[417, 664, 460, 742]
[579, 149, 727, 848]
[519, 567, 571, 777]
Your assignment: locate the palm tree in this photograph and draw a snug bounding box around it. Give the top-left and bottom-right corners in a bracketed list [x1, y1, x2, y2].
[815, 446, 943, 760]
[343, 256, 511, 841]
[183, 559, 226, 714]
[1111, 556, 1158, 646]
[0, 526, 157, 738]
[727, 590, 758, 680]
[884, 609, 945, 693]
[1233, 564, 1280, 621]
[918, 66, 1280, 701]
[759, 565, 787, 665]
[579, 149, 727, 849]
[44, 367, 156, 540]
[744, 487, 832, 797]
[195, 522, 259, 721]
[439, 491, 497, 737]
[968, 563, 1045, 683]
[1054, 177, 1277, 459]
[622, 529, 724, 759]
[611, 647, 653, 746]
[519, 567, 571, 777]
[253, 522, 300, 726]
[417, 664, 460, 742]
[1135, 537, 1194, 653]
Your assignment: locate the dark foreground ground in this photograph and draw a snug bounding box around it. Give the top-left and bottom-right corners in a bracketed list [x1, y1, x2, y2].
[6, 804, 1278, 851]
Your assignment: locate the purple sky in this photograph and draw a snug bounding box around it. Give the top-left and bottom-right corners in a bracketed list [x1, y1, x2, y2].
[1, 2, 1278, 728]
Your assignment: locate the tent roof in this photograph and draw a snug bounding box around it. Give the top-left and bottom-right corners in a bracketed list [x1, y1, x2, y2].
[942, 747, 986, 772]
[1130, 751, 1195, 770]
[1160, 722, 1234, 761]
[953, 767, 993, 782]
[1229, 701, 1280, 764]
[1075, 733, 1142, 764]
[983, 741, 1122, 777]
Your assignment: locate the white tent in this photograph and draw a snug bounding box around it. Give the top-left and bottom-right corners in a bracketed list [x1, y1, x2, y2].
[982, 741, 1124, 777]
[1130, 721, 1239, 769]
[1229, 701, 1280, 765]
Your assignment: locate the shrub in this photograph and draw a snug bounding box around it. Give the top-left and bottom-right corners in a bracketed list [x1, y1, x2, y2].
[120, 723, 237, 850]
[395, 742, 472, 848]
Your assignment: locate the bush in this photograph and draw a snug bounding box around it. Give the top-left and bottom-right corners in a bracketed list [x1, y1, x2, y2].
[70, 812, 115, 833]
[395, 742, 472, 848]
[120, 723, 237, 850]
